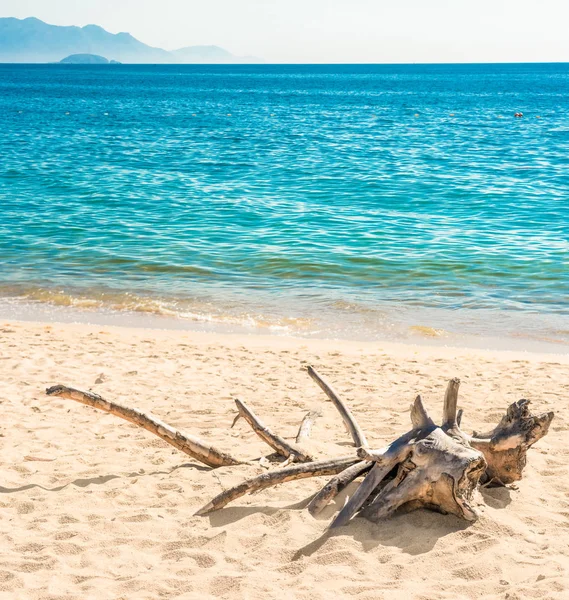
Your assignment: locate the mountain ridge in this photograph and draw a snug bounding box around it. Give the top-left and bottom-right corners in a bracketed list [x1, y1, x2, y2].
[0, 17, 261, 64]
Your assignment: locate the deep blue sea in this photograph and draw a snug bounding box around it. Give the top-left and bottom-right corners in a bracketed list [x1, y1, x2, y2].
[0, 64, 568, 348]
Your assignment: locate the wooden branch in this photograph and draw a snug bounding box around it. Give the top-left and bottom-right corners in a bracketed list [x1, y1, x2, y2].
[329, 436, 414, 529]
[356, 424, 430, 464]
[442, 378, 461, 430]
[307, 461, 371, 516]
[296, 410, 322, 444]
[45, 385, 242, 468]
[456, 409, 463, 427]
[410, 395, 435, 430]
[441, 378, 471, 444]
[306, 366, 368, 448]
[234, 399, 313, 463]
[195, 456, 360, 515]
[329, 463, 390, 529]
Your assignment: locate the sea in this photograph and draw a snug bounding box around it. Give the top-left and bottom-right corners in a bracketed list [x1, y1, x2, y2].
[0, 63, 568, 351]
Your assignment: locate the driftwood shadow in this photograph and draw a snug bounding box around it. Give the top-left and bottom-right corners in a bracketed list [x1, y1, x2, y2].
[293, 510, 470, 561]
[204, 496, 313, 527]
[479, 485, 514, 509]
[205, 505, 283, 527]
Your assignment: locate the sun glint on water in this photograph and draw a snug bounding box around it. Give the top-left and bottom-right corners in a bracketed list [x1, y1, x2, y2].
[0, 64, 568, 349]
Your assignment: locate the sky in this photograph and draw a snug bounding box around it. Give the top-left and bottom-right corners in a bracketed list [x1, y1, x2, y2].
[1, 0, 568, 63]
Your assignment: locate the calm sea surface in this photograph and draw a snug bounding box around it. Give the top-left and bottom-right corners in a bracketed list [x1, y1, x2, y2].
[0, 64, 568, 348]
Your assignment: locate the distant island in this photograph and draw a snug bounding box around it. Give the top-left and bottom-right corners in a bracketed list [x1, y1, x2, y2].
[60, 54, 121, 65]
[0, 17, 262, 64]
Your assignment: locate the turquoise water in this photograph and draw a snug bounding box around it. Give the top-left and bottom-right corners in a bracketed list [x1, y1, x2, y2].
[0, 64, 568, 347]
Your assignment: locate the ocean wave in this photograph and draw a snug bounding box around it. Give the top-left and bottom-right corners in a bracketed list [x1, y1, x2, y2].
[0, 285, 315, 334]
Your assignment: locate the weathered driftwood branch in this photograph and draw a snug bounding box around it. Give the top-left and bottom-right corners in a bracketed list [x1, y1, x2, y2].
[307, 461, 371, 516]
[233, 399, 313, 463]
[195, 456, 359, 515]
[410, 395, 435, 430]
[296, 410, 322, 444]
[307, 366, 368, 448]
[442, 378, 465, 440]
[45, 385, 241, 468]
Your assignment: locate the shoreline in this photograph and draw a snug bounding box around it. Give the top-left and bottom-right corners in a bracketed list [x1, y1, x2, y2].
[2, 296, 569, 356]
[3, 317, 569, 364]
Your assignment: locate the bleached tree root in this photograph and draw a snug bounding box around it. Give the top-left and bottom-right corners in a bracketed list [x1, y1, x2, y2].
[307, 366, 368, 448]
[330, 417, 429, 528]
[437, 379, 555, 485]
[195, 456, 360, 515]
[468, 399, 554, 485]
[233, 399, 313, 462]
[45, 385, 242, 468]
[360, 430, 486, 524]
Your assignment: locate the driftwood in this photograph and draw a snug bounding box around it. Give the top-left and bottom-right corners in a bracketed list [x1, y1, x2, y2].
[196, 456, 359, 515]
[307, 461, 371, 516]
[45, 367, 553, 529]
[359, 428, 486, 524]
[436, 379, 554, 485]
[468, 399, 554, 485]
[45, 385, 242, 468]
[328, 391, 486, 528]
[296, 410, 322, 444]
[307, 366, 368, 448]
[232, 398, 313, 463]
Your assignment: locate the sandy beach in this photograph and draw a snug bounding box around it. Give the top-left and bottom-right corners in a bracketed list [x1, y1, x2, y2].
[0, 319, 567, 599]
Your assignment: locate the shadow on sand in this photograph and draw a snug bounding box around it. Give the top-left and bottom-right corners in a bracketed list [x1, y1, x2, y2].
[479, 484, 514, 509]
[0, 461, 208, 494]
[200, 479, 471, 557]
[292, 509, 471, 560]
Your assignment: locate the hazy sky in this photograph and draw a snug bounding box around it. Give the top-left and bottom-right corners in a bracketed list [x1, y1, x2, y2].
[1, 0, 568, 63]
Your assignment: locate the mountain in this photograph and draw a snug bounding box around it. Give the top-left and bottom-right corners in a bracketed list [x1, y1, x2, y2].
[0, 17, 260, 64]
[0, 17, 169, 63]
[60, 54, 115, 65]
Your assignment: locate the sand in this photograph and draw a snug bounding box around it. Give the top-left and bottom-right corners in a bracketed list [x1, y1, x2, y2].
[1, 319, 568, 599]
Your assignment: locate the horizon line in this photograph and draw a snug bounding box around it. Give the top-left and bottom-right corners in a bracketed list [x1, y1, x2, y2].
[1, 61, 569, 66]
